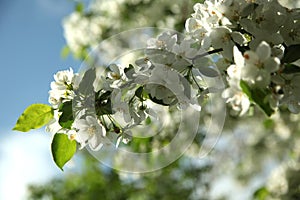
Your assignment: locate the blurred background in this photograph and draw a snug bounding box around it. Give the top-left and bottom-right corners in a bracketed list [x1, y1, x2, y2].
[0, 0, 82, 199]
[1, 0, 300, 199]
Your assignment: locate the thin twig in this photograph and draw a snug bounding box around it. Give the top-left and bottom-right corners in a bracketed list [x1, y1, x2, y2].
[189, 48, 223, 64]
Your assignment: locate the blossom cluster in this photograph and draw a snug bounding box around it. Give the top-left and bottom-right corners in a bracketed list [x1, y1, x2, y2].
[45, 0, 300, 152]
[186, 0, 300, 115]
[63, 0, 194, 57]
[46, 31, 209, 150]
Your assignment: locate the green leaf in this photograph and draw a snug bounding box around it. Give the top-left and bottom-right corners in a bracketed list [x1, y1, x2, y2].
[75, 47, 89, 60]
[60, 46, 70, 59]
[58, 101, 74, 129]
[263, 119, 275, 129]
[282, 44, 300, 63]
[124, 64, 135, 79]
[95, 91, 113, 115]
[51, 133, 77, 171]
[145, 116, 151, 125]
[240, 80, 252, 97]
[75, 2, 84, 13]
[240, 80, 274, 117]
[253, 187, 269, 200]
[282, 64, 300, 74]
[241, 3, 257, 17]
[192, 0, 205, 3]
[149, 94, 170, 106]
[135, 87, 145, 101]
[13, 104, 54, 132]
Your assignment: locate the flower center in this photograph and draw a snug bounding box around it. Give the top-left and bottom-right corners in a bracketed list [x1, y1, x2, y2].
[70, 134, 76, 141]
[111, 72, 121, 80]
[88, 126, 96, 136]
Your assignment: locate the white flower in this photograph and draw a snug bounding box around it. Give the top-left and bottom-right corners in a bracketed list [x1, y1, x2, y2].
[53, 68, 75, 86]
[267, 164, 288, 196]
[63, 12, 102, 53]
[146, 33, 198, 72]
[223, 46, 250, 115]
[241, 41, 280, 88]
[185, 18, 211, 49]
[73, 116, 107, 151]
[107, 64, 127, 88]
[172, 39, 199, 59]
[45, 110, 63, 134]
[192, 1, 226, 26]
[48, 68, 77, 108]
[135, 64, 186, 105]
[146, 48, 192, 72]
[147, 65, 184, 104]
[185, 18, 206, 33]
[111, 89, 132, 123]
[209, 27, 235, 60]
[147, 32, 177, 51]
[215, 0, 249, 23]
[222, 79, 251, 116]
[227, 46, 245, 80]
[253, 1, 287, 33]
[278, 0, 300, 9]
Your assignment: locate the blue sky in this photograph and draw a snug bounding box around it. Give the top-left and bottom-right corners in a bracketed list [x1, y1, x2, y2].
[0, 0, 81, 128]
[0, 0, 86, 199]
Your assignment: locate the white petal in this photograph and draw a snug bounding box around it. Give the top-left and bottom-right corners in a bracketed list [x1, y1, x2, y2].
[77, 130, 91, 145]
[233, 46, 244, 67]
[116, 136, 122, 148]
[243, 51, 259, 65]
[86, 116, 97, 125]
[89, 134, 103, 151]
[240, 95, 250, 116]
[256, 41, 271, 61]
[264, 57, 280, 73]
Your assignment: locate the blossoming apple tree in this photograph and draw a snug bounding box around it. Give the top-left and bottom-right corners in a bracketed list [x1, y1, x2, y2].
[14, 0, 300, 181]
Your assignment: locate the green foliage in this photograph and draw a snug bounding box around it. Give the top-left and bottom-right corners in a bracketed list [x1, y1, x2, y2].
[135, 86, 149, 102]
[75, 2, 84, 13]
[240, 80, 274, 117]
[253, 187, 269, 200]
[282, 168, 300, 200]
[149, 94, 171, 106]
[51, 133, 77, 171]
[74, 47, 89, 60]
[13, 104, 53, 132]
[58, 101, 74, 129]
[263, 119, 275, 129]
[282, 44, 300, 63]
[95, 91, 113, 115]
[60, 45, 70, 59]
[282, 64, 300, 74]
[192, 0, 205, 4]
[28, 153, 210, 200]
[124, 64, 135, 79]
